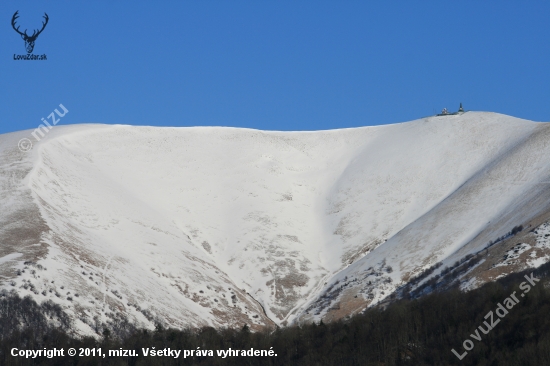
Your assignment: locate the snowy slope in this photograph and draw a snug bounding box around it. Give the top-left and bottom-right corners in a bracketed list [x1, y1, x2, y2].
[1, 112, 549, 333]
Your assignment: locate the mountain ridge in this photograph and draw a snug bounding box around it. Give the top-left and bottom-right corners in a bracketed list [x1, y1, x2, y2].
[1, 112, 549, 335]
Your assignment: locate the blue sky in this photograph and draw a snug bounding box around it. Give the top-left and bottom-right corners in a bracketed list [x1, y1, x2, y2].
[1, 1, 549, 134]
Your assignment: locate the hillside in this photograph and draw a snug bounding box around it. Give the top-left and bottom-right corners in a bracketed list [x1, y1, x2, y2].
[1, 112, 549, 335]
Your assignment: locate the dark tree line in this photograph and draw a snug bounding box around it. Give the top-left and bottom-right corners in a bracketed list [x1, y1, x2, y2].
[2, 262, 550, 365]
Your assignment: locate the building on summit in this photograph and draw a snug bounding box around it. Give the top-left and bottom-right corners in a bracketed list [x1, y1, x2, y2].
[437, 103, 465, 116]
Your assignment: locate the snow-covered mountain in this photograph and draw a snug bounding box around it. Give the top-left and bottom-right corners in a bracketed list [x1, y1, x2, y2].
[2, 112, 550, 335]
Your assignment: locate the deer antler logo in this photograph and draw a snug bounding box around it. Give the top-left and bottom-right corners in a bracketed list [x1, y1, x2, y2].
[11, 11, 49, 54]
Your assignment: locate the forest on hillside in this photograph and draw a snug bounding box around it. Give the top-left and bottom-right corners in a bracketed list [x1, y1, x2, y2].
[2, 262, 550, 366]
